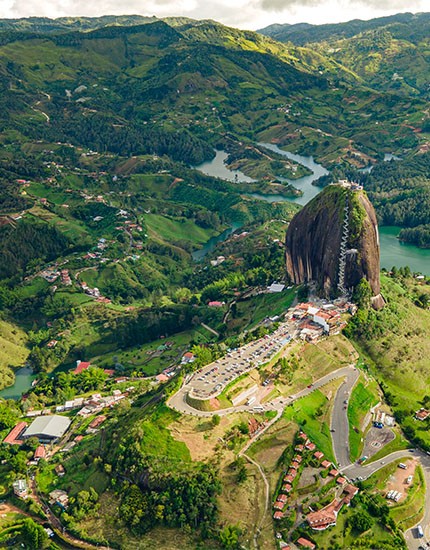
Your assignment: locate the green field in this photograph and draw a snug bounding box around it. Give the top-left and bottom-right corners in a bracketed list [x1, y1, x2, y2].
[283, 389, 335, 461]
[145, 213, 221, 246]
[347, 377, 379, 461]
[228, 288, 296, 332]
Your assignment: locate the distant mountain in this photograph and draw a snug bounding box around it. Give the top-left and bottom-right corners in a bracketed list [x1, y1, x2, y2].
[258, 12, 430, 45]
[259, 12, 430, 97]
[0, 16, 426, 170]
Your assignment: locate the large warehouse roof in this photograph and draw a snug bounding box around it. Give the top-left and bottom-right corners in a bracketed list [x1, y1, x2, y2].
[23, 415, 71, 440]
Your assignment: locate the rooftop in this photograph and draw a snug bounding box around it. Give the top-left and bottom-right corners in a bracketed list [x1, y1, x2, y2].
[23, 415, 71, 440]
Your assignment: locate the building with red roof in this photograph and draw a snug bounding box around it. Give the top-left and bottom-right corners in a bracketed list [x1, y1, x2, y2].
[314, 451, 324, 460]
[329, 468, 339, 477]
[336, 477, 346, 485]
[273, 511, 283, 520]
[291, 461, 300, 470]
[73, 360, 91, 374]
[293, 455, 302, 463]
[34, 445, 46, 461]
[305, 442, 316, 451]
[274, 501, 284, 510]
[297, 537, 316, 549]
[321, 460, 332, 469]
[281, 483, 292, 493]
[3, 422, 27, 445]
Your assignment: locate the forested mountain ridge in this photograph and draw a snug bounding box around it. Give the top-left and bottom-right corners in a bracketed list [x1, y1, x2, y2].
[259, 12, 430, 97]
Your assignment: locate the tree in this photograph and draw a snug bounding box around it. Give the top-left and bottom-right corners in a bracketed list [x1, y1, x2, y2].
[219, 525, 242, 549]
[349, 510, 372, 532]
[21, 518, 48, 549]
[211, 414, 221, 427]
[353, 278, 372, 308]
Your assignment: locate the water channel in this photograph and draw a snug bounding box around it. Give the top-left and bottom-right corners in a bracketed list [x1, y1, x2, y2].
[194, 144, 429, 275]
[2, 149, 427, 400]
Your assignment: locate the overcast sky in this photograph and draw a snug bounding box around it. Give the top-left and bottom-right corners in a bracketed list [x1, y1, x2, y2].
[1, 0, 428, 30]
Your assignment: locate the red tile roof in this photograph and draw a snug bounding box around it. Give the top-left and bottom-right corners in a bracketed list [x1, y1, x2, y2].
[305, 442, 316, 451]
[336, 477, 346, 484]
[74, 361, 91, 374]
[282, 483, 292, 493]
[3, 422, 27, 445]
[329, 469, 339, 477]
[314, 451, 324, 460]
[297, 537, 316, 549]
[321, 460, 331, 469]
[273, 511, 283, 520]
[34, 445, 46, 459]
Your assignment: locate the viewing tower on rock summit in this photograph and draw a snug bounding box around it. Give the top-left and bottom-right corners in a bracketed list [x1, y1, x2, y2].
[285, 181, 384, 307]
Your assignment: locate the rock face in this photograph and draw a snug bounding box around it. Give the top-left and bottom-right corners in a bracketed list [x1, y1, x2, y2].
[285, 184, 381, 300]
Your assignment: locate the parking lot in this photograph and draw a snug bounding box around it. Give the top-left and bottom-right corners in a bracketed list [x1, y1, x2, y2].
[188, 322, 295, 400]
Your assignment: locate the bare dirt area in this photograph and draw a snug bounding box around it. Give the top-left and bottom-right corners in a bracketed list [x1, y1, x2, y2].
[298, 466, 320, 489]
[362, 426, 395, 459]
[169, 412, 249, 461]
[384, 459, 418, 503]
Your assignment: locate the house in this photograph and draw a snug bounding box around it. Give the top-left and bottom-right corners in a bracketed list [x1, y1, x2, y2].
[3, 422, 27, 445]
[73, 360, 91, 374]
[274, 500, 285, 510]
[277, 494, 287, 503]
[305, 442, 316, 452]
[293, 455, 302, 463]
[88, 415, 106, 429]
[49, 489, 69, 508]
[281, 483, 292, 493]
[181, 352, 195, 364]
[321, 460, 332, 469]
[273, 511, 283, 520]
[415, 408, 430, 421]
[306, 498, 342, 531]
[295, 444, 304, 452]
[55, 464, 65, 477]
[34, 446, 46, 462]
[208, 301, 224, 307]
[336, 477, 346, 485]
[314, 451, 324, 461]
[297, 537, 316, 549]
[284, 474, 294, 484]
[329, 469, 339, 477]
[156, 373, 169, 383]
[13, 479, 28, 498]
[290, 461, 300, 470]
[267, 283, 285, 293]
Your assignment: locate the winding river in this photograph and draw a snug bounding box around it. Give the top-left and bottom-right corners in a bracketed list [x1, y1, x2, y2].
[194, 144, 430, 275]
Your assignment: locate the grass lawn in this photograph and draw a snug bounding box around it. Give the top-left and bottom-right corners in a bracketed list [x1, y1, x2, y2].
[0, 319, 29, 371]
[228, 288, 296, 332]
[347, 376, 379, 461]
[145, 213, 220, 246]
[283, 387, 336, 462]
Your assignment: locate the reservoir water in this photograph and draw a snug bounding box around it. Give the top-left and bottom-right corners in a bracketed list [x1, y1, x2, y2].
[0, 367, 36, 400]
[194, 145, 429, 273]
[379, 226, 430, 275]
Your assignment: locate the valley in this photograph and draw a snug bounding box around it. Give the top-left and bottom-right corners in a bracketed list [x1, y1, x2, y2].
[0, 11, 429, 550]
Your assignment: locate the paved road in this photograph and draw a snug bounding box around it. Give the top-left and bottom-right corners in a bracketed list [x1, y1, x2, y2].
[341, 450, 430, 550]
[330, 369, 360, 468]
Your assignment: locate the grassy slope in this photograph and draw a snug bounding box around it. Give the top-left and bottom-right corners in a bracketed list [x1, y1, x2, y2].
[347, 377, 379, 461]
[0, 320, 29, 389]
[353, 275, 430, 447]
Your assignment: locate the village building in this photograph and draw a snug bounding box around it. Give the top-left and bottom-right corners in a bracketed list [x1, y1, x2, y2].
[22, 415, 71, 443]
[34, 445, 46, 462]
[415, 408, 430, 421]
[55, 464, 65, 476]
[3, 422, 27, 445]
[73, 360, 91, 374]
[297, 537, 316, 549]
[13, 479, 28, 498]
